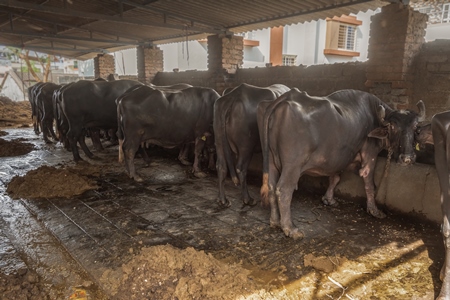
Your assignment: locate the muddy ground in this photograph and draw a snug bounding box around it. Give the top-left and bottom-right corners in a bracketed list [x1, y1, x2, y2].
[0, 98, 445, 300]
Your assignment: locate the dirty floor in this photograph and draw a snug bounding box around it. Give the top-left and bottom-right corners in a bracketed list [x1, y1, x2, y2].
[0, 127, 444, 300]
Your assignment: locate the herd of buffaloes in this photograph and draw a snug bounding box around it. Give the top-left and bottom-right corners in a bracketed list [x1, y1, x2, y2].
[26, 77, 450, 299]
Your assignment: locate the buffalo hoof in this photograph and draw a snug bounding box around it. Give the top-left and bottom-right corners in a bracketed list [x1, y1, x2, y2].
[218, 199, 231, 208]
[75, 158, 86, 164]
[243, 197, 258, 207]
[322, 196, 338, 207]
[133, 175, 144, 182]
[193, 171, 208, 178]
[44, 139, 53, 144]
[179, 158, 191, 166]
[367, 207, 386, 219]
[269, 219, 280, 228]
[283, 227, 304, 240]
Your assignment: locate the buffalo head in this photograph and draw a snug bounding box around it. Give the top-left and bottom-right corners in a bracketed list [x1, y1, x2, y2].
[368, 100, 426, 166]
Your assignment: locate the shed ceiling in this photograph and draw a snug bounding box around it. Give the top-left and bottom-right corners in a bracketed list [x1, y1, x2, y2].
[0, 0, 390, 60]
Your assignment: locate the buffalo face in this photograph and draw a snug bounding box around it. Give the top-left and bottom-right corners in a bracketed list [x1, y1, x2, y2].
[370, 100, 426, 166]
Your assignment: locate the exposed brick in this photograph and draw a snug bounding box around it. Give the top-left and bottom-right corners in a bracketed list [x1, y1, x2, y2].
[94, 54, 115, 79]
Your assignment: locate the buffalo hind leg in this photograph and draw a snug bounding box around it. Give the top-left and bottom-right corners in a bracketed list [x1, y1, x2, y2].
[32, 116, 40, 135]
[41, 119, 52, 144]
[178, 144, 191, 166]
[322, 174, 341, 207]
[138, 145, 151, 166]
[78, 130, 95, 159]
[215, 142, 231, 208]
[123, 139, 142, 182]
[192, 137, 207, 178]
[276, 167, 304, 239]
[47, 119, 58, 141]
[236, 154, 256, 206]
[89, 128, 104, 151]
[277, 185, 303, 240]
[67, 127, 85, 162]
[265, 164, 281, 229]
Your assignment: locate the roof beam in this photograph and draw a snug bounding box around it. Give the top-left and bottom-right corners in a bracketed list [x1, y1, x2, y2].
[0, 42, 108, 53]
[0, 10, 148, 42]
[116, 0, 225, 32]
[0, 0, 224, 34]
[0, 29, 140, 45]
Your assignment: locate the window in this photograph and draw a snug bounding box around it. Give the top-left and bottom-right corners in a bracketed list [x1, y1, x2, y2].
[282, 54, 296, 66]
[338, 24, 357, 51]
[443, 3, 450, 23]
[324, 15, 361, 57]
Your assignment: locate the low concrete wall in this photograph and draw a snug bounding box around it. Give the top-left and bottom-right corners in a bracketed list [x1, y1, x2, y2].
[248, 153, 441, 224]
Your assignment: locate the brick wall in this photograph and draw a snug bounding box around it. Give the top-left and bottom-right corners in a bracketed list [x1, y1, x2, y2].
[207, 35, 244, 93]
[235, 63, 368, 96]
[137, 46, 164, 84]
[412, 39, 450, 120]
[153, 62, 368, 96]
[366, 4, 428, 109]
[94, 54, 115, 79]
[207, 35, 243, 73]
[152, 70, 215, 89]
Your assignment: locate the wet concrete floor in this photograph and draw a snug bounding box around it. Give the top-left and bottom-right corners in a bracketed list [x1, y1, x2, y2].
[0, 127, 445, 299]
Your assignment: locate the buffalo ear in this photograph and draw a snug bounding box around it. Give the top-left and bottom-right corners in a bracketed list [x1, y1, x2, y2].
[368, 126, 388, 139]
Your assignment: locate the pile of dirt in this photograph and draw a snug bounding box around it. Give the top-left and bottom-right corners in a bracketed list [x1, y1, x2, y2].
[6, 165, 99, 199]
[0, 270, 49, 300]
[100, 244, 287, 300]
[0, 96, 32, 128]
[0, 138, 35, 157]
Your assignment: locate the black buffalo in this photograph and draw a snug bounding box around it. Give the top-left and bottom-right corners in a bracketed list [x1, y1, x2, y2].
[60, 79, 142, 161]
[213, 83, 290, 207]
[417, 111, 450, 299]
[257, 89, 425, 239]
[53, 83, 74, 150]
[27, 82, 45, 135]
[117, 85, 220, 182]
[35, 82, 61, 143]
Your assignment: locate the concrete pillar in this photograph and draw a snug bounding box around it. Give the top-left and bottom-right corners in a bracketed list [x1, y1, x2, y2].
[94, 54, 115, 80]
[137, 45, 164, 84]
[366, 3, 427, 109]
[207, 34, 243, 94]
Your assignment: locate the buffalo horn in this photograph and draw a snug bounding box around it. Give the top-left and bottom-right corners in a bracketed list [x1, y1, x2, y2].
[416, 100, 426, 123]
[377, 105, 388, 125]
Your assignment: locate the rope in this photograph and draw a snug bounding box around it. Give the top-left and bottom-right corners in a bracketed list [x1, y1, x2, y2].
[383, 147, 393, 178]
[376, 146, 393, 205]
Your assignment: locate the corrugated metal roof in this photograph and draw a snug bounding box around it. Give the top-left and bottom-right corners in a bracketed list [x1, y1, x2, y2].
[0, 0, 389, 60]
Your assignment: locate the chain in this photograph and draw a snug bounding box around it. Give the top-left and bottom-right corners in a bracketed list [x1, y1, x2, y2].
[383, 146, 393, 178]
